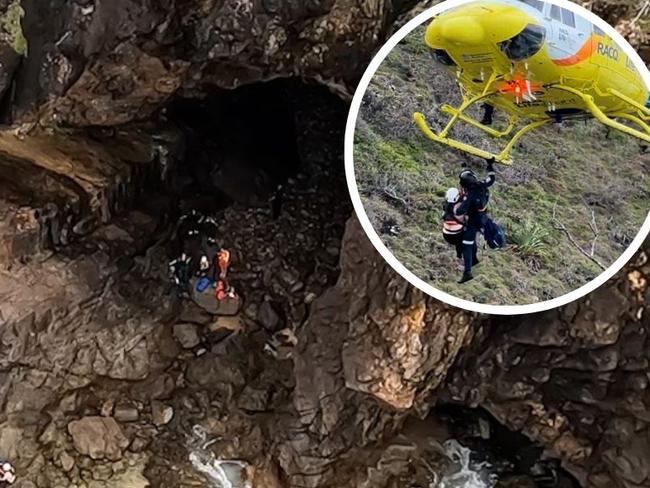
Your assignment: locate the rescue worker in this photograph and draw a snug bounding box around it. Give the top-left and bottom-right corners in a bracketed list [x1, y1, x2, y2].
[216, 249, 230, 280]
[455, 159, 496, 283]
[169, 253, 192, 296]
[213, 248, 233, 301]
[198, 255, 210, 276]
[442, 187, 466, 260]
[0, 461, 16, 485]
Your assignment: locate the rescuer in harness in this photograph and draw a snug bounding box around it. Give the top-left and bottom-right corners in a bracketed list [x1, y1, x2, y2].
[442, 187, 467, 261]
[455, 159, 496, 284]
[212, 248, 236, 300]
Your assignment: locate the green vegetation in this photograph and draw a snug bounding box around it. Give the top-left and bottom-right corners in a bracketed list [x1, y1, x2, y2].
[509, 220, 552, 266]
[375, 141, 422, 173]
[1, 0, 27, 56]
[354, 25, 650, 305]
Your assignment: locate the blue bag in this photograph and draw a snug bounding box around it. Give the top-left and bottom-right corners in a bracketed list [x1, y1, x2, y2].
[196, 276, 212, 293]
[483, 217, 506, 249]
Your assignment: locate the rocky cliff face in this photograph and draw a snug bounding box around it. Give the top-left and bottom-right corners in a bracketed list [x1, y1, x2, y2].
[0, 1, 649, 488]
[6, 0, 422, 126]
[280, 217, 475, 487]
[443, 244, 650, 488]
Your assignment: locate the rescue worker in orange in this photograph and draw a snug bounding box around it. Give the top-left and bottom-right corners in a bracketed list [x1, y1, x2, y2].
[214, 249, 231, 300]
[442, 187, 467, 261]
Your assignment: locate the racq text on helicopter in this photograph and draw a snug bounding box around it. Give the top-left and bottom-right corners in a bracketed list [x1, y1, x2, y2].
[413, 0, 650, 165]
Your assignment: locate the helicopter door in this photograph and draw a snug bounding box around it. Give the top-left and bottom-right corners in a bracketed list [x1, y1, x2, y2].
[544, 4, 586, 60]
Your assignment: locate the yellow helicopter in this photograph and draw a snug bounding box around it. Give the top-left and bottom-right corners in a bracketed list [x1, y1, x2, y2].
[413, 0, 650, 165]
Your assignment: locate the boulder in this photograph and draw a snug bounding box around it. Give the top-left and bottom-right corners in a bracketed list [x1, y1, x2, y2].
[257, 301, 281, 331]
[114, 405, 140, 423]
[172, 323, 200, 349]
[67, 417, 129, 461]
[238, 385, 271, 412]
[151, 401, 174, 426]
[59, 450, 75, 472]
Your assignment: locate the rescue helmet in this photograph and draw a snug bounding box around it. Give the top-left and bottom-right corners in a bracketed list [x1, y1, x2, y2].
[1, 462, 15, 483]
[445, 187, 460, 203]
[199, 255, 210, 271]
[459, 169, 478, 189]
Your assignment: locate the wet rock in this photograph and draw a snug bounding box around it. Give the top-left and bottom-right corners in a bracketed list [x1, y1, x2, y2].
[178, 301, 214, 325]
[67, 417, 130, 461]
[186, 352, 246, 389]
[604, 437, 650, 485]
[114, 405, 140, 423]
[151, 401, 174, 426]
[101, 399, 115, 417]
[209, 315, 245, 334]
[257, 300, 281, 331]
[238, 385, 271, 412]
[264, 328, 298, 360]
[0, 41, 21, 102]
[129, 435, 151, 454]
[59, 450, 75, 472]
[244, 302, 258, 320]
[173, 323, 200, 349]
[130, 373, 176, 402]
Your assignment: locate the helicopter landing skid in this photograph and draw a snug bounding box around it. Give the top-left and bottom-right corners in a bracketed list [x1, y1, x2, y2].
[413, 111, 549, 165]
[606, 88, 650, 121]
[413, 86, 550, 165]
[440, 104, 518, 138]
[550, 84, 650, 143]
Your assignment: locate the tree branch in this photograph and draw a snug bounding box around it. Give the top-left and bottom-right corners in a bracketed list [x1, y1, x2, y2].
[633, 0, 650, 24]
[381, 187, 409, 208]
[552, 203, 606, 271]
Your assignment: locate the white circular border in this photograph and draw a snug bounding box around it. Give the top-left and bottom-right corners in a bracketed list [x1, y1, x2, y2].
[345, 0, 650, 315]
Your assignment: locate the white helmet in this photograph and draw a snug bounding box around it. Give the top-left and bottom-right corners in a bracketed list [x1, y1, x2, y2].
[0, 462, 16, 483]
[446, 187, 460, 203]
[199, 255, 210, 271]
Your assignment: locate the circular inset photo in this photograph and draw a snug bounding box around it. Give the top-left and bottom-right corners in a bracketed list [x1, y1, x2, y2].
[346, 0, 650, 313]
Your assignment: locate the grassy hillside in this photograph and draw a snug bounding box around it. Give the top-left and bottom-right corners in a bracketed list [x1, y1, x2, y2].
[354, 26, 650, 305]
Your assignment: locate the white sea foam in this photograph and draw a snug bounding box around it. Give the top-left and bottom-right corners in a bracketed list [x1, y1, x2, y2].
[188, 424, 250, 488]
[434, 439, 497, 488]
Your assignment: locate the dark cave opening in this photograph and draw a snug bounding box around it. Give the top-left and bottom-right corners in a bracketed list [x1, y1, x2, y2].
[428, 405, 582, 488]
[161, 78, 304, 215]
[48, 77, 350, 262]
[149, 77, 351, 292]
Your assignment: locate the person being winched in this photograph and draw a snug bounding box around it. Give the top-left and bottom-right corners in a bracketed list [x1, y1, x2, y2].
[454, 159, 496, 284]
[442, 187, 467, 261]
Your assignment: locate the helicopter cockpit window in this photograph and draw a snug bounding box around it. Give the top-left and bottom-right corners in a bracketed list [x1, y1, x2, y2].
[519, 0, 544, 12]
[498, 24, 546, 61]
[550, 5, 562, 21]
[561, 8, 576, 27]
[430, 49, 457, 66]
